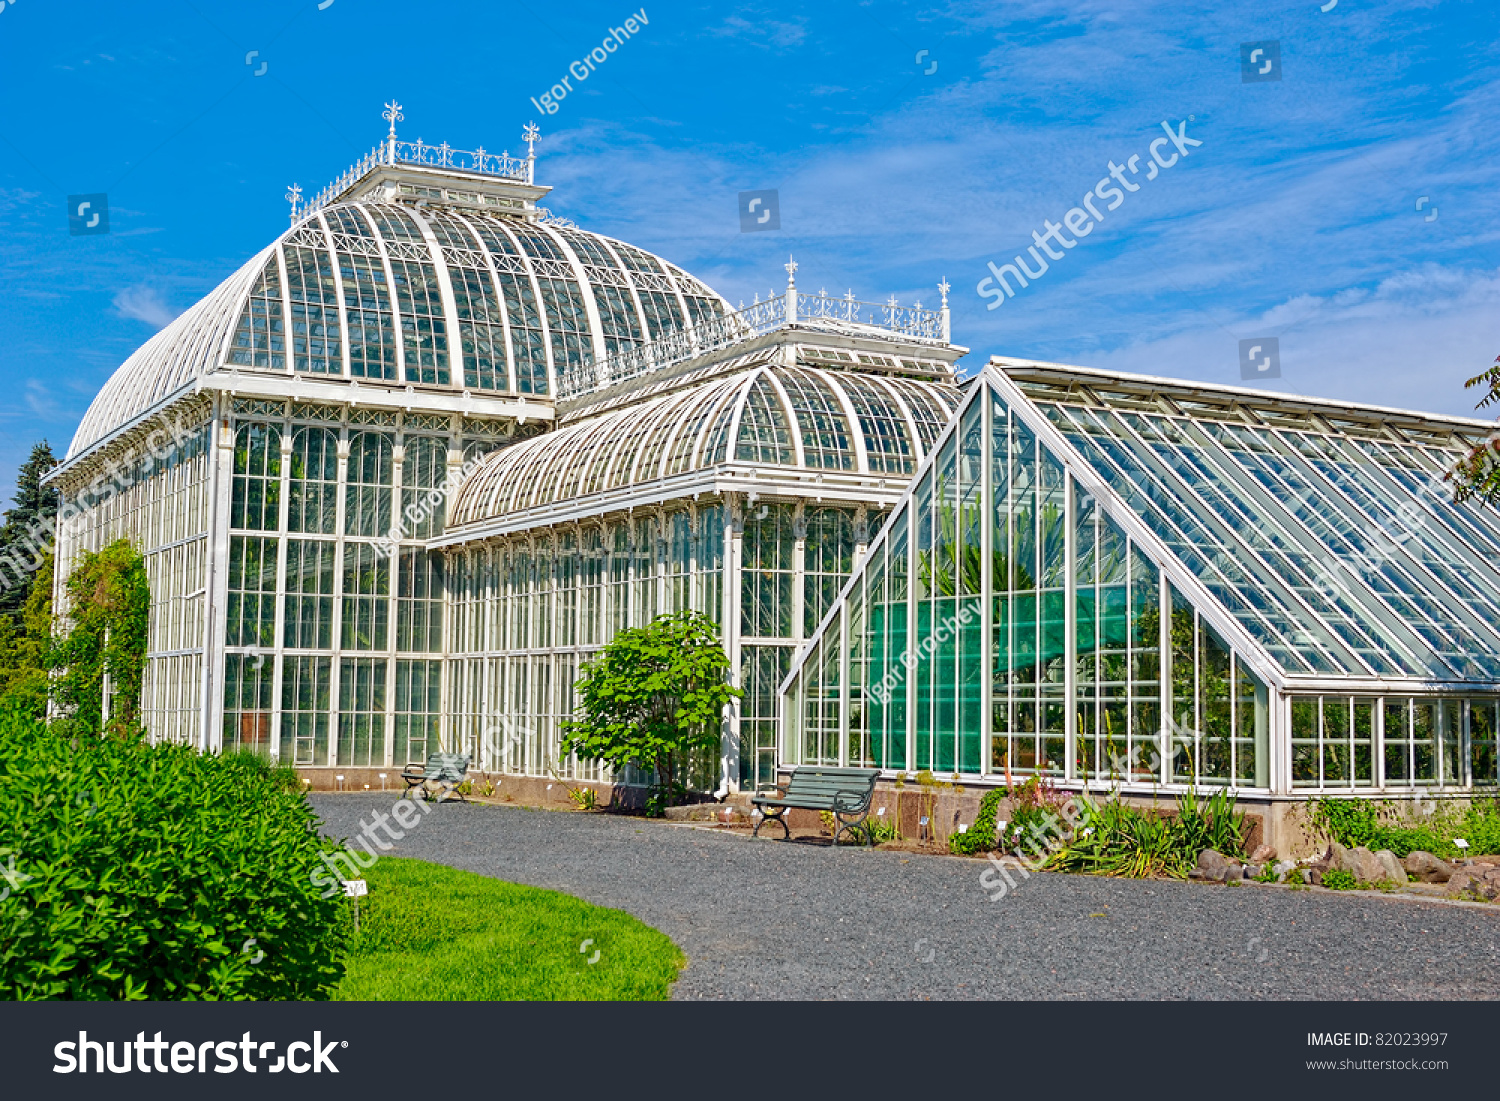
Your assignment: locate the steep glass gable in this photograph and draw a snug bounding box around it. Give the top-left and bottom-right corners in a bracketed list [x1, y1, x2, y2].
[785, 368, 1276, 790]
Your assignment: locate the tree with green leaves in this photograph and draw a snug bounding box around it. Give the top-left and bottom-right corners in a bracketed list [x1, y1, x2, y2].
[0, 442, 59, 623]
[0, 550, 53, 719]
[561, 611, 741, 813]
[1452, 355, 1500, 505]
[51, 539, 150, 737]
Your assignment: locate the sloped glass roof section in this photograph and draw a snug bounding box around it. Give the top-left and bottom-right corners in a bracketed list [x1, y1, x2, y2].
[1014, 364, 1500, 683]
[446, 364, 960, 528]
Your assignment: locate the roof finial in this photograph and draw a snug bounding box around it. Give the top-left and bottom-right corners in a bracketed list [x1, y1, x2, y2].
[938, 279, 950, 308]
[523, 122, 540, 184]
[383, 99, 403, 138]
[785, 255, 797, 287]
[285, 183, 302, 225]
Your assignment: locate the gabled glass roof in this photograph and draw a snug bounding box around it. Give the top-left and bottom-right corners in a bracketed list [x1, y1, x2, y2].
[446, 364, 960, 528]
[1004, 362, 1500, 683]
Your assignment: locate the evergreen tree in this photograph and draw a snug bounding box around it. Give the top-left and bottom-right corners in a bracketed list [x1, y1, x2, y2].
[0, 442, 60, 622]
[0, 551, 52, 719]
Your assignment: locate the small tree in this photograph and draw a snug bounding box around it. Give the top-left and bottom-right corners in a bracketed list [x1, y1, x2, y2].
[561, 611, 741, 813]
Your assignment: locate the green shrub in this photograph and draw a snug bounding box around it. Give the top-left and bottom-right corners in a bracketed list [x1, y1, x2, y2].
[853, 815, 899, 844]
[1005, 776, 1072, 849]
[1049, 790, 1248, 879]
[1320, 868, 1359, 891]
[1310, 797, 1500, 859]
[0, 708, 348, 999]
[949, 788, 1004, 855]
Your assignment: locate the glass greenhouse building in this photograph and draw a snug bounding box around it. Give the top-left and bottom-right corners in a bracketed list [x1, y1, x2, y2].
[45, 111, 963, 795]
[783, 359, 1500, 844]
[42, 110, 1500, 842]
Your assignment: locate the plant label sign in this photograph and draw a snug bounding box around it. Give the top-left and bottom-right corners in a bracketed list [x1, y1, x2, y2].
[876, 807, 886, 816]
[342, 879, 368, 898]
[919, 816, 930, 826]
[957, 824, 969, 833]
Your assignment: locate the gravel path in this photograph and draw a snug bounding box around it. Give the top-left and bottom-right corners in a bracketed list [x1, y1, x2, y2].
[312, 794, 1500, 1000]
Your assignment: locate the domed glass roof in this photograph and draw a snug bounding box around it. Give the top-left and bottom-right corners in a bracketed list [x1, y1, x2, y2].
[68, 201, 731, 460]
[447, 364, 961, 529]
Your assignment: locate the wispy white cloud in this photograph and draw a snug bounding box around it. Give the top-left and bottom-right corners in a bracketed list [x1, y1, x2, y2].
[112, 286, 178, 330]
[709, 11, 808, 49]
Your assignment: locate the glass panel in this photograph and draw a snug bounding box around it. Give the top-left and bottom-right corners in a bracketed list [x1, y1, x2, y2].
[1384, 698, 1410, 785]
[338, 656, 387, 767]
[1472, 700, 1498, 787]
[341, 542, 390, 650]
[226, 535, 277, 648]
[281, 655, 330, 766]
[1292, 697, 1318, 787]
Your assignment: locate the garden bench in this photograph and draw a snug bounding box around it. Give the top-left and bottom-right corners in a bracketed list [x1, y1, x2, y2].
[401, 752, 472, 803]
[751, 766, 881, 845]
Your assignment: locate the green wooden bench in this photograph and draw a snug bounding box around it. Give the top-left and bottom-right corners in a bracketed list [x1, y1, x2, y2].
[751, 766, 881, 845]
[401, 752, 472, 803]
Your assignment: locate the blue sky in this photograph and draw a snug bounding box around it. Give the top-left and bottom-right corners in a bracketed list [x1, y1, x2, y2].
[2, 0, 1497, 504]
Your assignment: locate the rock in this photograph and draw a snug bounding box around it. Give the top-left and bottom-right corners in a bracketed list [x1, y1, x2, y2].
[1223, 861, 1245, 882]
[662, 803, 720, 822]
[1250, 844, 1276, 864]
[1348, 846, 1387, 885]
[1272, 860, 1297, 883]
[1320, 846, 1356, 882]
[1244, 864, 1263, 881]
[1448, 867, 1500, 901]
[1404, 851, 1453, 884]
[1192, 849, 1231, 881]
[1374, 849, 1406, 886]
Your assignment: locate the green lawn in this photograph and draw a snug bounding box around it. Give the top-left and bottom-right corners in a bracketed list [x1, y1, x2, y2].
[332, 857, 685, 1000]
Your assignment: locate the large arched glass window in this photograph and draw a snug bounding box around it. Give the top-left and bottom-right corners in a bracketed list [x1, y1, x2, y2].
[288, 425, 338, 534]
[230, 422, 280, 530]
[345, 431, 393, 537]
[734, 376, 793, 464]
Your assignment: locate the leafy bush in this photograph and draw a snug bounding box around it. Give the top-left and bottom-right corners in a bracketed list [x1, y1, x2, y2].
[852, 815, 900, 844]
[1320, 868, 1359, 891]
[949, 788, 1005, 855]
[1310, 797, 1500, 858]
[1049, 790, 1247, 879]
[0, 708, 348, 999]
[1004, 775, 1073, 849]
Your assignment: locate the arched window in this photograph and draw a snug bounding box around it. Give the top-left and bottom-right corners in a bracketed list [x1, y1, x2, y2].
[288, 425, 338, 534]
[230, 422, 281, 530]
[345, 431, 393, 537]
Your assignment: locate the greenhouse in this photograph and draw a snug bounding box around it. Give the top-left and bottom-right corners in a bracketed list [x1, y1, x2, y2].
[782, 358, 1500, 842]
[44, 107, 965, 794]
